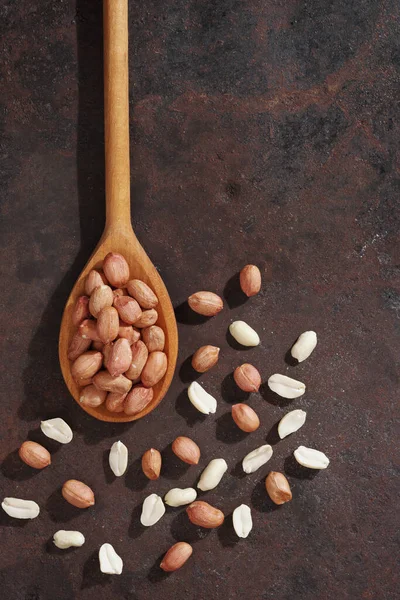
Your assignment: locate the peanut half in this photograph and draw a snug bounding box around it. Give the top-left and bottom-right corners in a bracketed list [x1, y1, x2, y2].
[268, 374, 305, 399]
[2, 497, 40, 519]
[40, 418, 73, 444]
[294, 446, 330, 469]
[188, 381, 217, 414]
[99, 543, 123, 575]
[197, 459, 228, 491]
[232, 504, 253, 538]
[278, 409, 307, 439]
[140, 494, 165, 526]
[109, 441, 128, 477]
[242, 444, 273, 474]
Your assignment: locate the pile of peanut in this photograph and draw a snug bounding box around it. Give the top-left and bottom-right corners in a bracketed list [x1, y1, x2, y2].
[67, 252, 167, 416]
[3, 263, 330, 575]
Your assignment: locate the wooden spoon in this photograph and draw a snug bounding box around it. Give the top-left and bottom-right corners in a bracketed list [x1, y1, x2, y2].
[59, 0, 178, 422]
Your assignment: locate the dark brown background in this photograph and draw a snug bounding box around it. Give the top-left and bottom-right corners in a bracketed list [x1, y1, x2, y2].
[0, 0, 399, 598]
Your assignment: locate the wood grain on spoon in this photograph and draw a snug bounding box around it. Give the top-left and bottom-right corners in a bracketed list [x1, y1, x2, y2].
[58, 0, 178, 422]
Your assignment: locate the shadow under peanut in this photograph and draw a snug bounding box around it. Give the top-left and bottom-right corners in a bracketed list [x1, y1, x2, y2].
[215, 412, 248, 444]
[81, 550, 111, 590]
[223, 272, 248, 309]
[169, 509, 211, 544]
[175, 388, 208, 427]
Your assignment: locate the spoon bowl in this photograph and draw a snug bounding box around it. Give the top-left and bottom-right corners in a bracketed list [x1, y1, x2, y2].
[59, 227, 178, 422]
[58, 0, 178, 422]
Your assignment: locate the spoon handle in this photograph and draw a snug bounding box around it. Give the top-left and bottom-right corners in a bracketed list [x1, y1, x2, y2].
[104, 0, 131, 232]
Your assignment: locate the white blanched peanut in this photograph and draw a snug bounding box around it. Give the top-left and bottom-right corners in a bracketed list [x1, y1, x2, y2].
[267, 374, 306, 399]
[278, 409, 307, 439]
[140, 494, 165, 526]
[99, 543, 123, 575]
[109, 441, 128, 476]
[40, 417, 73, 444]
[294, 446, 330, 469]
[197, 458, 228, 491]
[232, 504, 253, 538]
[53, 530, 85, 549]
[229, 321, 260, 347]
[291, 331, 317, 362]
[188, 381, 217, 414]
[242, 444, 273, 474]
[164, 488, 197, 507]
[2, 498, 40, 519]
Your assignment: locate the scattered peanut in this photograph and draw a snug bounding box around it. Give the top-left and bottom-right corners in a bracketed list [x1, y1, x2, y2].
[160, 542, 193, 572]
[172, 436, 200, 465]
[239, 264, 261, 297]
[109, 441, 128, 476]
[99, 543, 123, 575]
[233, 363, 261, 392]
[197, 458, 228, 491]
[265, 472, 292, 505]
[188, 291, 223, 316]
[61, 480, 95, 509]
[18, 441, 51, 470]
[40, 418, 73, 444]
[142, 448, 162, 480]
[232, 504, 253, 538]
[231, 403, 260, 432]
[2, 497, 40, 519]
[191, 345, 220, 372]
[186, 501, 224, 528]
[229, 321, 260, 346]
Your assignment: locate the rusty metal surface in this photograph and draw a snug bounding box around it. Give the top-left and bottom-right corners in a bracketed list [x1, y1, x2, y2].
[0, 0, 399, 598]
